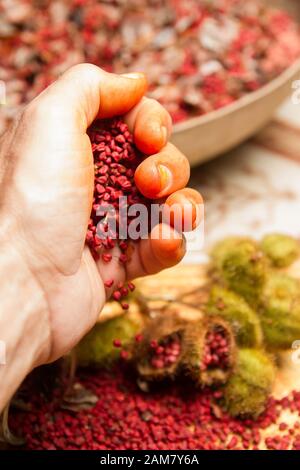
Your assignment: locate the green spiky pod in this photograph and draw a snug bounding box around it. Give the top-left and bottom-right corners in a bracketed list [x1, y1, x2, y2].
[75, 309, 145, 367]
[133, 314, 186, 381]
[223, 348, 276, 418]
[215, 239, 268, 306]
[206, 286, 263, 348]
[259, 272, 300, 350]
[260, 233, 299, 268]
[183, 316, 236, 387]
[210, 236, 252, 271]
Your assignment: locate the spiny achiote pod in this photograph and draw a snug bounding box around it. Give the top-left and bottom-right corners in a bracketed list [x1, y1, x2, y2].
[133, 314, 186, 381]
[183, 316, 236, 387]
[259, 273, 300, 350]
[261, 233, 299, 268]
[75, 310, 144, 367]
[223, 348, 276, 418]
[206, 286, 263, 348]
[210, 236, 251, 271]
[217, 239, 267, 306]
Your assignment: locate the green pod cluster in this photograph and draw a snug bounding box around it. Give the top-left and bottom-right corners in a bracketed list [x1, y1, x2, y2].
[211, 238, 267, 306]
[259, 273, 300, 350]
[223, 348, 276, 418]
[206, 285, 263, 348]
[261, 233, 299, 268]
[183, 316, 236, 387]
[75, 310, 144, 367]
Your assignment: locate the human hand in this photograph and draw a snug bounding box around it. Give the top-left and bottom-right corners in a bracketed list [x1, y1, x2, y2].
[0, 64, 202, 374]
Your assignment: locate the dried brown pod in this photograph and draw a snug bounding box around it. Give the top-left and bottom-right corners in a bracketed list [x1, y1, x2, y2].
[183, 316, 236, 387]
[133, 314, 187, 381]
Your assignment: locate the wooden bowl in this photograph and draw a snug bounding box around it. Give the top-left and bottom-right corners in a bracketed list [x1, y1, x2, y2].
[171, 0, 300, 166]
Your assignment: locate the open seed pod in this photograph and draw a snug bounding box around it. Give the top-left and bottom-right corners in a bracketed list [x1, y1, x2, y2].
[223, 348, 276, 418]
[183, 316, 236, 387]
[133, 314, 187, 381]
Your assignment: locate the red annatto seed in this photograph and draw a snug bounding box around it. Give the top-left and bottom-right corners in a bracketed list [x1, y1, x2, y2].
[120, 287, 129, 297]
[156, 346, 164, 355]
[121, 303, 129, 310]
[127, 282, 135, 292]
[119, 241, 128, 252]
[113, 291, 122, 301]
[227, 436, 238, 449]
[119, 254, 128, 264]
[120, 350, 129, 360]
[113, 339, 122, 348]
[102, 253, 112, 263]
[279, 422, 288, 432]
[104, 279, 114, 288]
[135, 334, 144, 343]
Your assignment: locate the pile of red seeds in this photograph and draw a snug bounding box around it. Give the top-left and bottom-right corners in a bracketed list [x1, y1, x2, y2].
[201, 328, 230, 371]
[8, 366, 300, 450]
[87, 118, 147, 306]
[1, 0, 300, 134]
[149, 335, 182, 370]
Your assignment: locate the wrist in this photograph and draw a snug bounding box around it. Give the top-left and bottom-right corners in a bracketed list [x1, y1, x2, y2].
[0, 239, 50, 411]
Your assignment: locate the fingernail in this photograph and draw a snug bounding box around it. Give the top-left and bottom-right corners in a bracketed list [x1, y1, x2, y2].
[157, 164, 172, 194]
[160, 125, 168, 144]
[121, 72, 143, 79]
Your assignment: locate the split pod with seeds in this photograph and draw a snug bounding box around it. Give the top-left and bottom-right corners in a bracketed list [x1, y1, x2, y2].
[133, 315, 186, 381]
[183, 316, 236, 387]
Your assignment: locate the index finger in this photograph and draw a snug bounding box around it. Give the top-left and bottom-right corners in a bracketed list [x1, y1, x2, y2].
[124, 97, 173, 155]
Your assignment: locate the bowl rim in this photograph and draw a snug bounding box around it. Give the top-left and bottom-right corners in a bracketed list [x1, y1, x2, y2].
[173, 57, 300, 133]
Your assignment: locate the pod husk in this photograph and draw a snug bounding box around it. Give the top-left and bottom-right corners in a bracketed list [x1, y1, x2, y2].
[133, 314, 187, 381]
[212, 238, 267, 306]
[206, 286, 263, 348]
[223, 348, 276, 418]
[183, 316, 237, 387]
[259, 272, 300, 350]
[261, 233, 299, 268]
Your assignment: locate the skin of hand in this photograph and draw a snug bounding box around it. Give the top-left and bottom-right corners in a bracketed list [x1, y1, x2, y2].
[0, 64, 202, 409]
